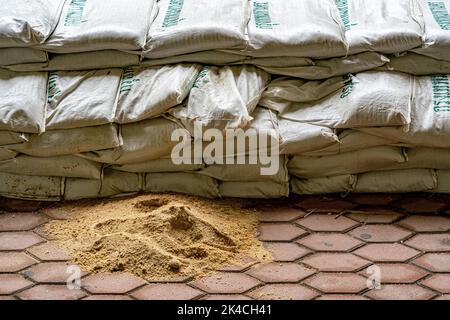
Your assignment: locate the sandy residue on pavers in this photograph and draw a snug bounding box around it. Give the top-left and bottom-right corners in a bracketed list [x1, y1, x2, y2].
[44, 194, 271, 281]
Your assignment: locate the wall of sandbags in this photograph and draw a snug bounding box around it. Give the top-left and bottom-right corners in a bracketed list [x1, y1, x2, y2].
[1, 0, 450, 201]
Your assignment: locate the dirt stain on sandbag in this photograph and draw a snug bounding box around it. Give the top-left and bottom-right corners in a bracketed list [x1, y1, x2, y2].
[44, 194, 271, 281]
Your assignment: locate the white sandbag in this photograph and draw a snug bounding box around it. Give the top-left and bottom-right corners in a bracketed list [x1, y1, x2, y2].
[268, 71, 412, 129]
[413, 0, 450, 61]
[0, 148, 17, 161]
[434, 170, 450, 192]
[355, 169, 437, 193]
[0, 48, 47, 66]
[113, 158, 205, 173]
[0, 0, 64, 47]
[169, 65, 270, 132]
[0, 172, 63, 201]
[0, 131, 28, 146]
[291, 175, 357, 195]
[115, 64, 200, 124]
[199, 156, 288, 183]
[46, 69, 121, 130]
[141, 51, 247, 67]
[9, 124, 121, 157]
[244, 0, 347, 58]
[144, 0, 247, 58]
[337, 0, 423, 55]
[289, 146, 407, 178]
[377, 53, 450, 75]
[219, 181, 289, 198]
[303, 130, 400, 157]
[80, 117, 182, 165]
[0, 155, 102, 179]
[385, 147, 450, 170]
[6, 51, 141, 72]
[41, 0, 154, 53]
[359, 75, 450, 147]
[254, 52, 389, 80]
[0, 69, 47, 133]
[278, 119, 338, 155]
[144, 172, 220, 198]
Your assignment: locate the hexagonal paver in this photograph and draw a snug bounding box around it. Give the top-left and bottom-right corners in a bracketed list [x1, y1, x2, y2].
[42, 206, 76, 220]
[263, 242, 310, 262]
[360, 264, 428, 284]
[316, 294, 369, 300]
[248, 284, 318, 300]
[26, 241, 72, 261]
[190, 272, 260, 294]
[399, 215, 450, 232]
[17, 284, 86, 300]
[246, 263, 314, 283]
[32, 225, 55, 240]
[0, 252, 37, 272]
[346, 194, 399, 206]
[82, 273, 146, 294]
[0, 296, 16, 300]
[354, 244, 420, 262]
[258, 207, 306, 222]
[296, 214, 359, 232]
[220, 256, 258, 272]
[413, 253, 450, 272]
[82, 295, 133, 300]
[435, 295, 450, 300]
[398, 197, 448, 213]
[349, 225, 412, 243]
[302, 253, 371, 272]
[294, 197, 355, 213]
[0, 212, 48, 231]
[405, 234, 450, 252]
[304, 273, 367, 294]
[131, 284, 204, 300]
[25, 262, 87, 283]
[257, 223, 307, 242]
[297, 234, 363, 252]
[421, 274, 450, 293]
[201, 295, 253, 300]
[366, 284, 436, 300]
[0, 232, 44, 250]
[346, 210, 404, 224]
[0, 274, 33, 294]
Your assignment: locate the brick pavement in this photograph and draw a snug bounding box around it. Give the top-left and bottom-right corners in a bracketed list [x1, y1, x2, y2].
[0, 193, 449, 300]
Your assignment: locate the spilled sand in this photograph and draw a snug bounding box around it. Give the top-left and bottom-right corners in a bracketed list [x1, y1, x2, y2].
[44, 194, 271, 281]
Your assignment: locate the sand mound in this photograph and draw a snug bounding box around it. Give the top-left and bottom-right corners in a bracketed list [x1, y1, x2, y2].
[44, 194, 271, 281]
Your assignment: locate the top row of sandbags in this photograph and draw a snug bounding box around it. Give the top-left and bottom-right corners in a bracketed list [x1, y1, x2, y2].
[0, 0, 449, 60]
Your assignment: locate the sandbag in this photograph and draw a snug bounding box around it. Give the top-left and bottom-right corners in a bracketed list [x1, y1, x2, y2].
[337, 0, 423, 55]
[113, 158, 205, 173]
[359, 75, 450, 147]
[244, 0, 347, 58]
[0, 0, 64, 47]
[355, 169, 437, 193]
[434, 170, 450, 192]
[254, 52, 389, 79]
[0, 69, 47, 133]
[291, 175, 357, 195]
[385, 147, 450, 170]
[6, 51, 141, 72]
[0, 172, 63, 201]
[0, 148, 17, 161]
[413, 0, 450, 61]
[0, 48, 47, 66]
[266, 71, 412, 129]
[46, 69, 121, 130]
[0, 155, 102, 179]
[41, 0, 154, 53]
[144, 172, 220, 198]
[9, 124, 121, 157]
[144, 0, 247, 58]
[141, 51, 247, 67]
[115, 64, 201, 124]
[377, 53, 450, 75]
[219, 181, 289, 198]
[80, 117, 182, 165]
[278, 119, 338, 155]
[0, 131, 28, 146]
[302, 130, 400, 157]
[289, 146, 406, 178]
[169, 65, 270, 132]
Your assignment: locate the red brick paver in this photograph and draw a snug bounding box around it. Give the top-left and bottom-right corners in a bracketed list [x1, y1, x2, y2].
[365, 284, 436, 300]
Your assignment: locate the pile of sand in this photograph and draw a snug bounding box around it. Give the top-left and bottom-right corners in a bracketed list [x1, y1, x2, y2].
[44, 194, 271, 281]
